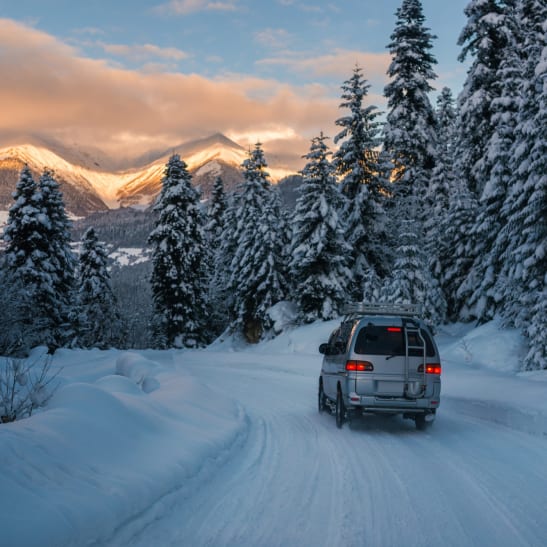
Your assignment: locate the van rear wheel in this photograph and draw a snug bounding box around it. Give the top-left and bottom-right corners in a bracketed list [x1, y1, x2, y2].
[335, 389, 345, 429]
[318, 381, 327, 413]
[415, 414, 430, 431]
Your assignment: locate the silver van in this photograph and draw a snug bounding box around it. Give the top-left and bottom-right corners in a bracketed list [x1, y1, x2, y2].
[318, 304, 441, 430]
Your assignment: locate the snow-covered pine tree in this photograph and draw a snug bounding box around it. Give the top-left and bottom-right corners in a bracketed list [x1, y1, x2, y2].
[76, 227, 123, 348]
[461, 13, 522, 323]
[37, 169, 77, 346]
[210, 190, 240, 336]
[437, 179, 478, 321]
[1, 166, 42, 350]
[289, 133, 352, 322]
[425, 87, 457, 303]
[2, 167, 75, 351]
[455, 0, 513, 197]
[206, 175, 227, 251]
[333, 65, 388, 292]
[205, 175, 229, 337]
[333, 64, 384, 200]
[495, 0, 546, 369]
[427, 87, 457, 231]
[228, 143, 287, 341]
[523, 292, 546, 370]
[253, 186, 288, 334]
[383, 0, 438, 205]
[380, 1, 442, 321]
[148, 154, 208, 348]
[380, 209, 446, 327]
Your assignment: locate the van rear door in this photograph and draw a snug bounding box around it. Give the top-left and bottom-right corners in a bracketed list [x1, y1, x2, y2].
[352, 325, 406, 397]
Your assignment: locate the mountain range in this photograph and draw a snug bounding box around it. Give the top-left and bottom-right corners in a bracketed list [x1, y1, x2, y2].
[0, 133, 297, 217]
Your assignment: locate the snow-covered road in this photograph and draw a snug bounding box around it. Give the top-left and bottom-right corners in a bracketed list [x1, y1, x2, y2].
[103, 349, 547, 547]
[2, 320, 547, 547]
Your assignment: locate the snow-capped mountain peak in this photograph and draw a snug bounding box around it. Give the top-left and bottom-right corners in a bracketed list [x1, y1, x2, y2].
[0, 134, 297, 215]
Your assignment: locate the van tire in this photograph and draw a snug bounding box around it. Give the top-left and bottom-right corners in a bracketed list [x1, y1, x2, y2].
[415, 414, 430, 431]
[318, 381, 327, 413]
[335, 389, 345, 429]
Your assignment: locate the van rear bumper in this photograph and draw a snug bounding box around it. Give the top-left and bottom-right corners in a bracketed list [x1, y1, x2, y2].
[347, 394, 440, 413]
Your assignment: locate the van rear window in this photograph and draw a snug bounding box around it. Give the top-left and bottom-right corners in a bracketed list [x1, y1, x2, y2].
[354, 325, 436, 357]
[354, 326, 404, 356]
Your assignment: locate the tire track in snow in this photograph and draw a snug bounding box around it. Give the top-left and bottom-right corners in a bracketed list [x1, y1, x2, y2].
[106, 354, 547, 547]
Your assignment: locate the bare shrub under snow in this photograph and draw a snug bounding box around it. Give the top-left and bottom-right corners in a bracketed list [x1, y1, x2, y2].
[0, 355, 59, 423]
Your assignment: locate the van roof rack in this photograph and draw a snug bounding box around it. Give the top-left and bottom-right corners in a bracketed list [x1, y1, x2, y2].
[342, 303, 422, 318]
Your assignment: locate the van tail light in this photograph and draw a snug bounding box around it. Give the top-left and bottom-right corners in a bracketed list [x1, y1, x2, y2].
[346, 361, 374, 372]
[418, 363, 442, 375]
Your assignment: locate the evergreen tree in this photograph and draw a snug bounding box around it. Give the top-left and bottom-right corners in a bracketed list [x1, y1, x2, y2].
[496, 0, 546, 368]
[148, 154, 208, 348]
[437, 180, 478, 321]
[228, 143, 287, 341]
[212, 190, 239, 335]
[205, 176, 229, 337]
[253, 187, 288, 333]
[462, 16, 522, 323]
[382, 0, 439, 316]
[0, 240, 31, 354]
[2, 167, 75, 351]
[289, 134, 352, 322]
[77, 227, 123, 348]
[381, 211, 446, 326]
[2, 167, 43, 346]
[333, 65, 388, 290]
[455, 0, 513, 197]
[383, 0, 438, 203]
[523, 292, 546, 370]
[37, 169, 77, 346]
[206, 175, 227, 251]
[333, 65, 384, 200]
[427, 87, 457, 227]
[425, 88, 457, 299]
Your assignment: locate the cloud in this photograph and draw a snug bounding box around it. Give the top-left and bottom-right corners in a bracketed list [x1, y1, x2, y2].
[257, 48, 391, 82]
[100, 42, 190, 62]
[71, 27, 106, 36]
[254, 28, 293, 50]
[155, 0, 239, 15]
[0, 18, 340, 167]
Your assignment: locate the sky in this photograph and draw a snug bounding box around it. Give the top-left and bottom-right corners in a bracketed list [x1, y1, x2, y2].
[0, 0, 470, 167]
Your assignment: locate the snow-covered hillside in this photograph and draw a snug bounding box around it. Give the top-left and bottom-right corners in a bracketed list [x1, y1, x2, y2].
[1, 319, 546, 547]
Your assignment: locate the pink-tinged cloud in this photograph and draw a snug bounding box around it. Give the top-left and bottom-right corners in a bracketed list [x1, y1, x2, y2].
[155, 0, 239, 15]
[257, 48, 391, 82]
[0, 18, 341, 167]
[101, 43, 190, 62]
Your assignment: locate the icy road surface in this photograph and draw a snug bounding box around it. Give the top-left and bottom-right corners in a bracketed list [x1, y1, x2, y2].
[105, 351, 547, 547]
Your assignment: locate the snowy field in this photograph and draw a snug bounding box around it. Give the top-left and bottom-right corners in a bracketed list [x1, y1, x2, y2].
[1, 319, 546, 547]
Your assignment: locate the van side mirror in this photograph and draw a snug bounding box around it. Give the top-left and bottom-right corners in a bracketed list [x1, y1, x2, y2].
[319, 342, 345, 355]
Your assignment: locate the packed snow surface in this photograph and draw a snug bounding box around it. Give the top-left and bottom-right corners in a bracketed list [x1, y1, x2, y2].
[1, 319, 546, 547]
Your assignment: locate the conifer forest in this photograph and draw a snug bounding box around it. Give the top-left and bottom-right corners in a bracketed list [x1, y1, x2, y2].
[1, 0, 545, 370]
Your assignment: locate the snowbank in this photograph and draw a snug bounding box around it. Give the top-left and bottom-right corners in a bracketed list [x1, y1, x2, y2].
[437, 319, 547, 437]
[0, 350, 247, 547]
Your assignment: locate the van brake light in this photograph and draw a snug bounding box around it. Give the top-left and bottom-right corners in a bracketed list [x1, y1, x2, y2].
[418, 363, 442, 374]
[346, 360, 374, 371]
